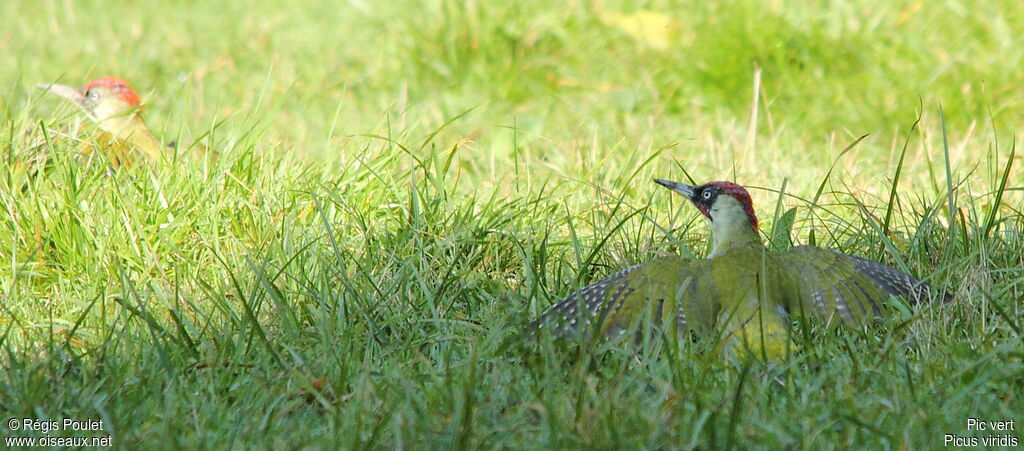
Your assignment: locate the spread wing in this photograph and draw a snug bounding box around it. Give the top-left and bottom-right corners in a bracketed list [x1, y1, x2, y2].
[775, 245, 948, 326]
[527, 256, 718, 340]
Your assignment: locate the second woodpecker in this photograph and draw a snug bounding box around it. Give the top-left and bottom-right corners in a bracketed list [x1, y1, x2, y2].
[528, 179, 950, 358]
[39, 76, 164, 163]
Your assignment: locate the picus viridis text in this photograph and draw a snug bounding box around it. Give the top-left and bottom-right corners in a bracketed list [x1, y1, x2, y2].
[39, 76, 164, 164]
[528, 179, 950, 359]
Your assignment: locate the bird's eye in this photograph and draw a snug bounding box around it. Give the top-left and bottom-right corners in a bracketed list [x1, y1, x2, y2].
[85, 89, 99, 100]
[702, 191, 713, 200]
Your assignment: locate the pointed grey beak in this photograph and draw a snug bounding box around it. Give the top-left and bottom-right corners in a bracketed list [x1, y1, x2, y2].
[38, 82, 86, 105]
[654, 178, 695, 199]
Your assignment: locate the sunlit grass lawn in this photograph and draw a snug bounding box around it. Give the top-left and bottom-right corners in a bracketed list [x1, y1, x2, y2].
[2, 0, 1022, 448]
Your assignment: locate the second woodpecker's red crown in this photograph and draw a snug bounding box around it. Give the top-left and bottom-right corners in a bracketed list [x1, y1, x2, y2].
[84, 76, 141, 107]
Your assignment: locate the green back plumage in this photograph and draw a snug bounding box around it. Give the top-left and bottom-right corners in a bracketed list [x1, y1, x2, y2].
[775, 246, 946, 326]
[530, 256, 718, 341]
[527, 243, 947, 356]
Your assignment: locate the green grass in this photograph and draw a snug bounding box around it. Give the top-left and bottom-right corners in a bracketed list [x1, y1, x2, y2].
[2, 0, 1023, 448]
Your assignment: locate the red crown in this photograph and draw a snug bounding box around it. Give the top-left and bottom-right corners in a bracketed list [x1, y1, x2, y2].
[706, 181, 758, 230]
[84, 76, 141, 107]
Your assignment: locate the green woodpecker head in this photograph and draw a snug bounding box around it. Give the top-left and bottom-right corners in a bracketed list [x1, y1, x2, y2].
[654, 179, 761, 255]
[39, 76, 144, 138]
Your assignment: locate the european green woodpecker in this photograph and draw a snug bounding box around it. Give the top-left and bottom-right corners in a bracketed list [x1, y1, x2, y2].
[39, 76, 164, 163]
[528, 179, 951, 359]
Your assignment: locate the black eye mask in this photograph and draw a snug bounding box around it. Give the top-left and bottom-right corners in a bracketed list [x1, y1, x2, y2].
[693, 185, 721, 213]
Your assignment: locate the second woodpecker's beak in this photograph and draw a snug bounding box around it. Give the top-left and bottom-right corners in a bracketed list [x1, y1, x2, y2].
[39, 82, 101, 122]
[654, 179, 696, 199]
[38, 83, 86, 106]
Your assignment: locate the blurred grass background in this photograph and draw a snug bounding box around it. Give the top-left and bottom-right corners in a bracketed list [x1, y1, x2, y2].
[7, 0, 1022, 190]
[1, 0, 1022, 448]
